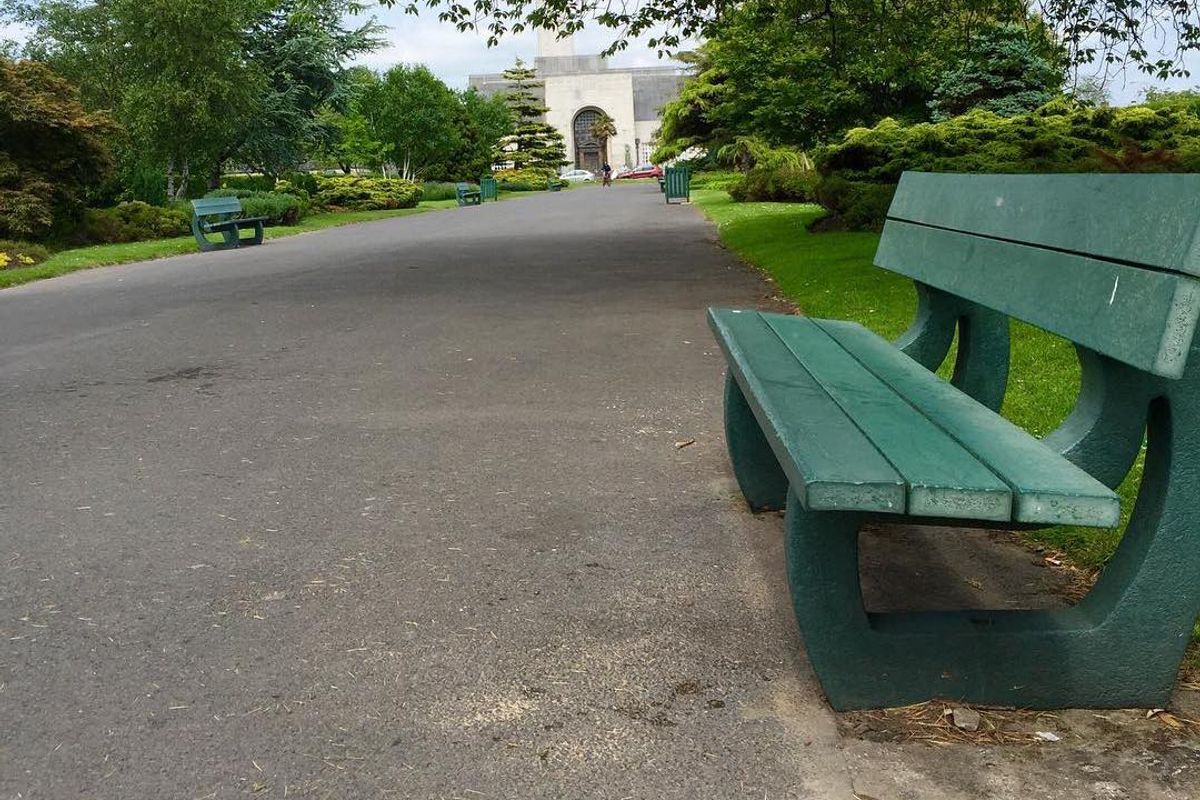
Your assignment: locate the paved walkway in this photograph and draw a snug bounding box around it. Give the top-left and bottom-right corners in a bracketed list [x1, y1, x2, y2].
[1, 186, 1196, 798]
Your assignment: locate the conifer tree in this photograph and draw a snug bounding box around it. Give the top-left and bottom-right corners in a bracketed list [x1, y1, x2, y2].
[492, 59, 566, 174]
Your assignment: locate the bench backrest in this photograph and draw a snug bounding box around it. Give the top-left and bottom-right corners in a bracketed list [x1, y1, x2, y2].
[878, 172, 1200, 378]
[455, 182, 471, 193]
[191, 196, 242, 218]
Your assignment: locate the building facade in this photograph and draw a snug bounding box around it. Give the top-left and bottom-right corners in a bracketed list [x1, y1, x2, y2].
[468, 31, 686, 172]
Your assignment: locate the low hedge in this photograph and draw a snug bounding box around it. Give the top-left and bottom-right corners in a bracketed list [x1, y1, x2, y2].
[313, 175, 422, 210]
[0, 239, 51, 269]
[728, 166, 818, 202]
[78, 202, 190, 244]
[810, 97, 1200, 229]
[205, 189, 306, 225]
[491, 168, 558, 192]
[420, 182, 461, 202]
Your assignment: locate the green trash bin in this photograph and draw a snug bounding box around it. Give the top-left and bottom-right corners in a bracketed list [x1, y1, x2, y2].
[664, 166, 691, 204]
[480, 176, 498, 202]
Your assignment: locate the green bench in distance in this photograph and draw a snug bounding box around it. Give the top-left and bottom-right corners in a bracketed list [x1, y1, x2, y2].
[547, 177, 566, 192]
[664, 166, 690, 204]
[190, 197, 267, 252]
[709, 171, 1200, 711]
[480, 176, 498, 202]
[455, 182, 481, 207]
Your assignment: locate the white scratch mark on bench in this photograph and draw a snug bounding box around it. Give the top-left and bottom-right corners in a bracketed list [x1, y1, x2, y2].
[1109, 276, 1120, 305]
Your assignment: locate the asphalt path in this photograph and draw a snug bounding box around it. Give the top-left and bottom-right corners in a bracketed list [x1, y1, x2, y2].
[2, 185, 1196, 798]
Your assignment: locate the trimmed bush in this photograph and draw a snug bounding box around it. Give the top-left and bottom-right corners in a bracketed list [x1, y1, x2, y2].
[205, 189, 306, 225]
[221, 174, 277, 193]
[491, 168, 557, 191]
[810, 98, 1200, 229]
[313, 175, 422, 210]
[689, 170, 742, 191]
[729, 166, 818, 202]
[0, 239, 51, 269]
[78, 202, 190, 244]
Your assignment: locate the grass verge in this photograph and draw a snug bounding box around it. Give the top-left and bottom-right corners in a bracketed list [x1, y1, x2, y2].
[0, 200, 463, 291]
[691, 189, 1148, 578]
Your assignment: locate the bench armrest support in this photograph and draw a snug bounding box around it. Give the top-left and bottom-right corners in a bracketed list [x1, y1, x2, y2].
[895, 283, 1010, 412]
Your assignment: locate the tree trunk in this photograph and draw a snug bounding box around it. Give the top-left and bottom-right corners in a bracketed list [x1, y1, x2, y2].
[207, 161, 223, 191]
[166, 158, 176, 202]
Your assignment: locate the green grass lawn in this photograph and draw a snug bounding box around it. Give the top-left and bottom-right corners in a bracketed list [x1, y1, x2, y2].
[0, 200, 463, 291]
[691, 189, 1144, 573]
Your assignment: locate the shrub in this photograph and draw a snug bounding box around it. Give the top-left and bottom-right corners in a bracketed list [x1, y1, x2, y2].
[810, 97, 1200, 229]
[420, 182, 461, 202]
[491, 168, 557, 191]
[205, 189, 305, 225]
[313, 175, 422, 210]
[221, 174, 277, 193]
[0, 239, 51, 269]
[78, 202, 190, 244]
[689, 170, 742, 191]
[729, 166, 819, 202]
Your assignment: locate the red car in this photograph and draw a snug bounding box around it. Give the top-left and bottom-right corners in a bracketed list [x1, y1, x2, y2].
[617, 163, 663, 179]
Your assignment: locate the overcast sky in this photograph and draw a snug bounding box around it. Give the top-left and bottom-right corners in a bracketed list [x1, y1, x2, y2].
[5, 9, 1199, 104]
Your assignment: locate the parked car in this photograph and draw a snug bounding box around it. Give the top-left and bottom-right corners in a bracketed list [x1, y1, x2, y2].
[560, 169, 595, 183]
[616, 164, 663, 179]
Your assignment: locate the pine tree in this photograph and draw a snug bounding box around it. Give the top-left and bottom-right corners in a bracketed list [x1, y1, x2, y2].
[492, 59, 566, 174]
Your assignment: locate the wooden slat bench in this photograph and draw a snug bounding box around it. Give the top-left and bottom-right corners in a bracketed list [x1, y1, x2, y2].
[190, 197, 267, 252]
[455, 182, 481, 207]
[709, 171, 1200, 710]
[547, 177, 566, 192]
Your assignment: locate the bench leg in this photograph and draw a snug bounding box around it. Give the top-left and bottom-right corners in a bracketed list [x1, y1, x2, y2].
[724, 372, 789, 512]
[785, 397, 1200, 710]
[237, 221, 264, 247]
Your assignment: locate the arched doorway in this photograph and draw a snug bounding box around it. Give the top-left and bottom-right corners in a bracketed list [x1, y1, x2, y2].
[572, 108, 608, 174]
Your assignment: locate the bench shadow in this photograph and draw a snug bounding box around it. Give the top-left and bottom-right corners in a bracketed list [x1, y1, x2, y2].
[857, 522, 1074, 613]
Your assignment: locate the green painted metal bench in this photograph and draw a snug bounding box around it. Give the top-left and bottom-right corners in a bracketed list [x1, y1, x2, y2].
[547, 177, 566, 192]
[455, 182, 481, 207]
[664, 166, 690, 204]
[480, 176, 498, 202]
[709, 171, 1200, 711]
[190, 197, 266, 252]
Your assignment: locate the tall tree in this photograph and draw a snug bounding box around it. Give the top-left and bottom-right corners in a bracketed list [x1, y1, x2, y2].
[386, 0, 1200, 79]
[929, 23, 1063, 120]
[492, 59, 566, 173]
[368, 63, 463, 179]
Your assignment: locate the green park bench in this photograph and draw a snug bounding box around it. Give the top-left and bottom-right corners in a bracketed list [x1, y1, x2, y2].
[480, 176, 498, 202]
[455, 182, 481, 207]
[547, 177, 566, 192]
[664, 166, 690, 204]
[709, 171, 1200, 711]
[190, 197, 266, 252]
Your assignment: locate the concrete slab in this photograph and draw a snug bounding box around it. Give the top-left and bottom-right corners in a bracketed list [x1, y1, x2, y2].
[0, 185, 1195, 798]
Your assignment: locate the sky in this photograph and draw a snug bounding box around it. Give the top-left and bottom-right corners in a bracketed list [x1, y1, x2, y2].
[345, 8, 687, 88]
[4, 9, 1199, 103]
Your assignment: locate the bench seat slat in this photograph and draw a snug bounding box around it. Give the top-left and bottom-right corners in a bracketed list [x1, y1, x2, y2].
[889, 172, 1200, 276]
[814, 319, 1121, 527]
[760, 313, 1013, 521]
[876, 220, 1200, 378]
[709, 309, 906, 513]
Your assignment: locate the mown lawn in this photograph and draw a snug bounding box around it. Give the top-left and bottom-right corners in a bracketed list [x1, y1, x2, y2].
[692, 189, 1145, 573]
[0, 199, 463, 291]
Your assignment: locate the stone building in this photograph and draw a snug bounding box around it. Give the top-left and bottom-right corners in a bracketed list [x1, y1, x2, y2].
[468, 31, 686, 173]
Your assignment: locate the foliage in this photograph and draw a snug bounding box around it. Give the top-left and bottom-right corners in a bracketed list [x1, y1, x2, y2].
[491, 167, 557, 191]
[811, 97, 1200, 228]
[0, 239, 51, 268]
[367, 64, 466, 180]
[929, 24, 1063, 120]
[205, 189, 307, 225]
[688, 170, 741, 190]
[11, 0, 382, 197]
[493, 59, 567, 173]
[730, 165, 819, 203]
[77, 201, 189, 244]
[0, 57, 116, 240]
[419, 182, 462, 201]
[653, 3, 1060, 158]
[221, 174, 279, 193]
[312, 174, 422, 210]
[386, 0, 1200, 79]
